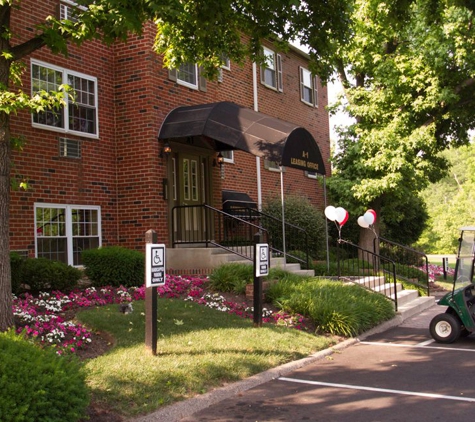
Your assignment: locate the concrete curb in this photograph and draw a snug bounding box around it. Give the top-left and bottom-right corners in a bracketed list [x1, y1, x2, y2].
[129, 301, 438, 422]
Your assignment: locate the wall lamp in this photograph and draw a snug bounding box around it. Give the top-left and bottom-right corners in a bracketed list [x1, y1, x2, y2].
[216, 152, 224, 168]
[214, 152, 225, 179]
[160, 141, 172, 159]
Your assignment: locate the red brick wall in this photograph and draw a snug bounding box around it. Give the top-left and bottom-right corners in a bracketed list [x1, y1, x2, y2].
[8, 1, 330, 256]
[10, 0, 118, 256]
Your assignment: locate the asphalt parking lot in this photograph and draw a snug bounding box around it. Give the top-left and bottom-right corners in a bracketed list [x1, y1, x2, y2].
[135, 303, 475, 422]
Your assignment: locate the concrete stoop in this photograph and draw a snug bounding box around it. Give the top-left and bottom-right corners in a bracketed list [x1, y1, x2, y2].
[166, 247, 315, 277]
[226, 255, 316, 277]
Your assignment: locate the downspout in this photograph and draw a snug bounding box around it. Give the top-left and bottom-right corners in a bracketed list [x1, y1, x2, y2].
[252, 62, 262, 211]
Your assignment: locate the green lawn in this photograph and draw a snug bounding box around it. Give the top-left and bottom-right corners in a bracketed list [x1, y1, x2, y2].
[77, 299, 338, 417]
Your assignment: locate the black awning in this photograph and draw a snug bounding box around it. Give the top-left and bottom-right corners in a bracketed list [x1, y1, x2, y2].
[222, 190, 257, 213]
[158, 101, 326, 175]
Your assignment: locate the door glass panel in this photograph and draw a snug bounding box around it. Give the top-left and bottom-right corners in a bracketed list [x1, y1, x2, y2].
[183, 158, 190, 201]
[191, 160, 198, 201]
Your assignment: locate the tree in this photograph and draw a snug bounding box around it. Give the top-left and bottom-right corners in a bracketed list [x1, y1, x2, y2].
[314, 1, 475, 250]
[0, 0, 351, 331]
[417, 143, 475, 253]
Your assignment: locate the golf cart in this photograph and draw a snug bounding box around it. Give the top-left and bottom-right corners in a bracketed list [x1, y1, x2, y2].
[429, 226, 475, 343]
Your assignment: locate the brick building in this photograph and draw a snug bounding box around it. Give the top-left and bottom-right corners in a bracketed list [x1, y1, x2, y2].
[9, 1, 331, 269]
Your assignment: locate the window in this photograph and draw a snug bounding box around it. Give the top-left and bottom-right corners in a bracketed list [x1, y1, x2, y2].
[218, 57, 231, 83]
[31, 60, 99, 138]
[220, 150, 234, 163]
[306, 171, 318, 179]
[59, 0, 86, 22]
[260, 47, 283, 91]
[264, 159, 285, 172]
[168, 64, 207, 91]
[35, 204, 101, 266]
[299, 67, 318, 107]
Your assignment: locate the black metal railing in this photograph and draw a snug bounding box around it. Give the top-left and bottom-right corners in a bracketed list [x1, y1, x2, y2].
[375, 236, 430, 296]
[171, 204, 269, 261]
[224, 206, 310, 269]
[172, 204, 311, 267]
[337, 239, 399, 311]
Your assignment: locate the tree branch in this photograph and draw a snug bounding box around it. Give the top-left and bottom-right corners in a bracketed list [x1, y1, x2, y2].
[11, 37, 47, 61]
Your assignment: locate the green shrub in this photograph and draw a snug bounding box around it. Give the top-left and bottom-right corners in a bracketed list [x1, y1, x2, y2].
[312, 261, 339, 276]
[268, 277, 395, 337]
[262, 195, 326, 260]
[83, 246, 145, 287]
[10, 252, 24, 295]
[20, 258, 81, 293]
[209, 263, 253, 294]
[0, 330, 89, 422]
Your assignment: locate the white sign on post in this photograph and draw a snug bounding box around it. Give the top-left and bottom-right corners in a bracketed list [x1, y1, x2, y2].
[146, 243, 166, 287]
[255, 243, 269, 277]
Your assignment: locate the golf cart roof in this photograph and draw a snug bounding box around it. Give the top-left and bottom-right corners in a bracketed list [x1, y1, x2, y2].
[460, 226, 475, 231]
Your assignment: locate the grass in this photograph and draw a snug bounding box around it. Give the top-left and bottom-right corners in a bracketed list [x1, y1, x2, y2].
[77, 299, 337, 417]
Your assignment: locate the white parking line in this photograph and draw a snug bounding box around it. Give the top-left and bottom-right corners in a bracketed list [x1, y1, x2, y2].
[417, 339, 435, 346]
[360, 341, 475, 352]
[278, 377, 475, 403]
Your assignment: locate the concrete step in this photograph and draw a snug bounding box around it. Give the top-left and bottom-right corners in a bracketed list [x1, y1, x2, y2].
[390, 288, 419, 307]
[396, 296, 437, 319]
[227, 255, 315, 277]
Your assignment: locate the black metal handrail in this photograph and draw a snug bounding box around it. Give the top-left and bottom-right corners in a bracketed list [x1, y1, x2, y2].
[337, 239, 399, 311]
[374, 236, 430, 296]
[171, 204, 269, 261]
[224, 206, 310, 269]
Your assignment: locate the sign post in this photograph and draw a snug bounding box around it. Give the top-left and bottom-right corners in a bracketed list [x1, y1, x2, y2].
[144, 230, 166, 355]
[253, 233, 269, 327]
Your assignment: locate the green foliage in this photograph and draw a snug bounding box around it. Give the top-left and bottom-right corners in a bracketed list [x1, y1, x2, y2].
[262, 195, 326, 260]
[208, 263, 253, 294]
[19, 258, 81, 293]
[269, 278, 395, 337]
[312, 261, 340, 276]
[417, 143, 475, 253]
[0, 330, 89, 422]
[83, 246, 144, 287]
[324, 1, 475, 248]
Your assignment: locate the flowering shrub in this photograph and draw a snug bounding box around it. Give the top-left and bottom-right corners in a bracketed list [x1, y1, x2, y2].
[417, 263, 455, 282]
[12, 273, 309, 355]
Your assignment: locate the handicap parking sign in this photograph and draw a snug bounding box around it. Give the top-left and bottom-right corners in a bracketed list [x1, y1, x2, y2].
[146, 244, 166, 287]
[255, 243, 269, 277]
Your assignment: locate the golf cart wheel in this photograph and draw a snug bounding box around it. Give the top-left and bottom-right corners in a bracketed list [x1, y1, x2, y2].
[430, 313, 462, 344]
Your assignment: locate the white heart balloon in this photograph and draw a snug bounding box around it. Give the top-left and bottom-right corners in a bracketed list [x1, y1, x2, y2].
[324, 206, 337, 221]
[358, 216, 370, 228]
[363, 211, 375, 225]
[335, 207, 347, 223]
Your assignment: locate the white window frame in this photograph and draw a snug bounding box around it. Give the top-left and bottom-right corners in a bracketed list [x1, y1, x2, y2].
[59, 0, 87, 22]
[177, 63, 199, 90]
[31, 59, 99, 139]
[261, 47, 283, 92]
[34, 203, 102, 267]
[220, 150, 234, 163]
[169, 64, 207, 91]
[264, 159, 285, 173]
[305, 171, 318, 179]
[218, 57, 231, 83]
[299, 66, 318, 107]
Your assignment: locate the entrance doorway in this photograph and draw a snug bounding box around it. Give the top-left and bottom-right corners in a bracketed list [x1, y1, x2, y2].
[169, 150, 211, 244]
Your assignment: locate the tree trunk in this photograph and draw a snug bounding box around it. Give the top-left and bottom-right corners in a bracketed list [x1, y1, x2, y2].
[0, 55, 13, 332]
[358, 200, 382, 261]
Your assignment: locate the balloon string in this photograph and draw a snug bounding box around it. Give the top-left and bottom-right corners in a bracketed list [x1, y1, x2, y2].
[335, 221, 342, 239]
